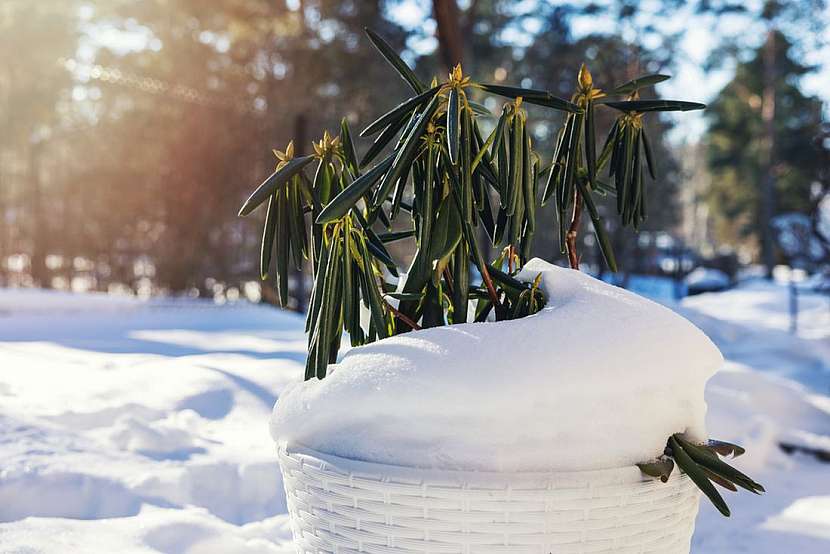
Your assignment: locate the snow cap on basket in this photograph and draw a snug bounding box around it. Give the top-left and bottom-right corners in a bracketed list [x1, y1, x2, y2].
[271, 258, 723, 472]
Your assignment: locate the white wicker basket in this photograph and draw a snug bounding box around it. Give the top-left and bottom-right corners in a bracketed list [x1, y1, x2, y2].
[277, 442, 700, 554]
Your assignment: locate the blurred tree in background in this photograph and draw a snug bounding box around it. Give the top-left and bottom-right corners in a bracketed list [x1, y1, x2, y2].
[706, 33, 824, 260]
[700, 0, 827, 274]
[0, 1, 79, 287]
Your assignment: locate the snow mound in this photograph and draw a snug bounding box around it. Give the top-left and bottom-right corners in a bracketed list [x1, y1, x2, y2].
[271, 258, 723, 471]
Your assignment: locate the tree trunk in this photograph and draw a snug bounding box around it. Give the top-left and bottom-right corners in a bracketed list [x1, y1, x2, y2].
[432, 0, 464, 71]
[28, 141, 48, 288]
[760, 29, 777, 279]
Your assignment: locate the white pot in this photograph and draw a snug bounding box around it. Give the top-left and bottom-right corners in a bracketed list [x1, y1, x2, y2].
[277, 442, 700, 554]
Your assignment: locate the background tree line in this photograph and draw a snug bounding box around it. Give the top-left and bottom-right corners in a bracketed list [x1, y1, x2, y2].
[1, 0, 826, 304]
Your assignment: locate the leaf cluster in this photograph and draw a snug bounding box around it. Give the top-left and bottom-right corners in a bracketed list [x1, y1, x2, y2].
[238, 29, 705, 380]
[638, 433, 764, 517]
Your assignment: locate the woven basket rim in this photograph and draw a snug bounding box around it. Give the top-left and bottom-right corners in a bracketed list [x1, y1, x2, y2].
[278, 441, 661, 486]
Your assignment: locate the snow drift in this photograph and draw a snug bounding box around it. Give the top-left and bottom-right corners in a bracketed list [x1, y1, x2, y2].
[271, 258, 723, 471]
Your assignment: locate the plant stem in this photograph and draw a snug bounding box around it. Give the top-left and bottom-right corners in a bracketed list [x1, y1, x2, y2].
[384, 299, 422, 330]
[566, 188, 583, 269]
[443, 267, 455, 295]
[478, 256, 501, 306]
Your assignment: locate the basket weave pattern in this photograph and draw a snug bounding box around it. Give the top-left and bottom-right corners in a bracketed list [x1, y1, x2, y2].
[278, 444, 700, 554]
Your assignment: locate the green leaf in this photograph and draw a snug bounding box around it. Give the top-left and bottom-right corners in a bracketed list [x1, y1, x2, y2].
[637, 457, 675, 483]
[507, 112, 523, 216]
[620, 124, 634, 218]
[577, 178, 618, 272]
[640, 128, 656, 180]
[353, 211, 399, 277]
[675, 435, 764, 494]
[259, 193, 278, 279]
[384, 291, 422, 301]
[429, 197, 463, 263]
[316, 153, 395, 224]
[418, 144, 436, 248]
[378, 229, 415, 243]
[670, 436, 731, 517]
[361, 114, 411, 167]
[451, 242, 470, 324]
[373, 93, 441, 210]
[460, 105, 473, 221]
[703, 467, 739, 492]
[360, 86, 439, 137]
[340, 118, 359, 175]
[603, 100, 706, 113]
[467, 100, 492, 116]
[479, 83, 580, 112]
[312, 235, 342, 378]
[364, 28, 424, 93]
[287, 181, 306, 268]
[471, 123, 498, 172]
[357, 236, 392, 337]
[486, 264, 525, 292]
[707, 439, 746, 458]
[238, 155, 315, 216]
[585, 100, 597, 184]
[596, 119, 619, 173]
[447, 87, 460, 165]
[613, 73, 671, 95]
[342, 228, 353, 336]
[305, 234, 330, 334]
[522, 123, 534, 233]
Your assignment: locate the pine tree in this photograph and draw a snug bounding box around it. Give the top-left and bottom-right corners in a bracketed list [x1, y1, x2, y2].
[705, 32, 823, 260]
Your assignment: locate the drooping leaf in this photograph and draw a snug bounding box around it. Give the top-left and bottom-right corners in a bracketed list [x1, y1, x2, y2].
[317, 153, 395, 224]
[467, 100, 492, 116]
[670, 436, 731, 517]
[361, 114, 411, 167]
[429, 197, 463, 263]
[603, 99, 706, 113]
[613, 73, 671, 95]
[675, 435, 764, 494]
[287, 181, 307, 268]
[275, 190, 290, 305]
[378, 229, 415, 243]
[259, 193, 278, 279]
[360, 86, 439, 137]
[707, 440, 746, 459]
[447, 87, 461, 165]
[373, 93, 441, 210]
[640, 128, 656, 180]
[576, 178, 618, 272]
[451, 242, 470, 324]
[703, 467, 739, 492]
[238, 155, 315, 216]
[585, 100, 597, 183]
[479, 83, 581, 112]
[340, 118, 360, 175]
[637, 457, 675, 483]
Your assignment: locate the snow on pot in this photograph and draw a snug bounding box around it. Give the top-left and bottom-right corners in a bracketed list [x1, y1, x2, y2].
[271, 259, 721, 553]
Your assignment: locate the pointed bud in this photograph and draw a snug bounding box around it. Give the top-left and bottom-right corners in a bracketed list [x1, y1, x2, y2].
[450, 63, 463, 83]
[285, 140, 294, 159]
[578, 63, 593, 90]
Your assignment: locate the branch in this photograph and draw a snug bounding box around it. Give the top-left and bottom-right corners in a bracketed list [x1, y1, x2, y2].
[565, 187, 584, 269]
[384, 299, 422, 331]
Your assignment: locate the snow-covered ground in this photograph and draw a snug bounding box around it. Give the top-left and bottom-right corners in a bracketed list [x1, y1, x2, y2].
[0, 280, 828, 553]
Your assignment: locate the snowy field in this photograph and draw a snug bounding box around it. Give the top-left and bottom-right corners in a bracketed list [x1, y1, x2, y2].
[0, 279, 828, 553]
